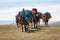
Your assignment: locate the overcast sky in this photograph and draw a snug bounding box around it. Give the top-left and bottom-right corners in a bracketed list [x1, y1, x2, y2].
[0, 0, 60, 22]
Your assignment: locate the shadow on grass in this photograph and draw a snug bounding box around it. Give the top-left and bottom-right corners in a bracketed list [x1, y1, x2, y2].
[27, 27, 41, 33]
[27, 25, 47, 33]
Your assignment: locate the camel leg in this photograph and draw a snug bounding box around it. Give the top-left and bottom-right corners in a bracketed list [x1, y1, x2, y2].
[25, 25, 27, 32]
[45, 22, 46, 26]
[34, 22, 35, 28]
[30, 22, 33, 28]
[36, 22, 37, 29]
[27, 25, 30, 32]
[45, 22, 48, 27]
[26, 25, 29, 32]
[21, 25, 23, 32]
[36, 25, 37, 29]
[45, 19, 49, 27]
[17, 23, 19, 28]
[46, 22, 48, 27]
[31, 22, 32, 28]
[39, 20, 40, 26]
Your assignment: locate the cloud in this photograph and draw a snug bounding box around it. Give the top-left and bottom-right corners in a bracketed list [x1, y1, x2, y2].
[0, 0, 60, 8]
[0, 0, 25, 2]
[0, 4, 60, 22]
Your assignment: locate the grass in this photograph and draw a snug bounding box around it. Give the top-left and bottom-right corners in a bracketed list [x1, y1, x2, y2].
[0, 24, 60, 40]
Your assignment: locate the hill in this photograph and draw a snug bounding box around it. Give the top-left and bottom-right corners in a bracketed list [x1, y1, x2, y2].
[52, 21, 60, 24]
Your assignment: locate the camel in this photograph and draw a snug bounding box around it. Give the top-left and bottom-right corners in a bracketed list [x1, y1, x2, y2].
[42, 12, 52, 26]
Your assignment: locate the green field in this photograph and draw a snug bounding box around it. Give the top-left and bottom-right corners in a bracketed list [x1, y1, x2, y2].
[0, 24, 60, 40]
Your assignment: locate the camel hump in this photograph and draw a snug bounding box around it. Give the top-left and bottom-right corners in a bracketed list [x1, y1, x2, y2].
[45, 12, 52, 19]
[26, 10, 34, 19]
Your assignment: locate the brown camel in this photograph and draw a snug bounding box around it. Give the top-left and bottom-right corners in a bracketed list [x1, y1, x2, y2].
[42, 12, 52, 26]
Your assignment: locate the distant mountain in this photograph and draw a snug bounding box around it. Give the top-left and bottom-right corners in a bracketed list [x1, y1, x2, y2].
[0, 20, 15, 25]
[52, 21, 60, 24]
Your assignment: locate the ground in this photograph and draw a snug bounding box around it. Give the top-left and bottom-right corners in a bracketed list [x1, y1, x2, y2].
[0, 24, 60, 40]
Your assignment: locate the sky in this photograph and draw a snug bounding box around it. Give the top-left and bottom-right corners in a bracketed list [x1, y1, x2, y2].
[0, 0, 60, 22]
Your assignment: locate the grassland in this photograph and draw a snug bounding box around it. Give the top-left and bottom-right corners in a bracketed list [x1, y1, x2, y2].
[0, 24, 60, 40]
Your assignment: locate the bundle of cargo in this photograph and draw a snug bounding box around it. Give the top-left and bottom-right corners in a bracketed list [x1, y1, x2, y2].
[44, 12, 52, 19]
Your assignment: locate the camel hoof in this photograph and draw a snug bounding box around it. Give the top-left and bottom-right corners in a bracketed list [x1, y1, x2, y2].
[17, 26, 19, 28]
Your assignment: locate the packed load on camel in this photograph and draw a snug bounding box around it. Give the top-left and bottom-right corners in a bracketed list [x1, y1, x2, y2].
[15, 8, 52, 32]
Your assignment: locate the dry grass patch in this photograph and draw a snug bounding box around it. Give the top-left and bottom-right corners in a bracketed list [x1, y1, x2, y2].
[0, 24, 60, 40]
